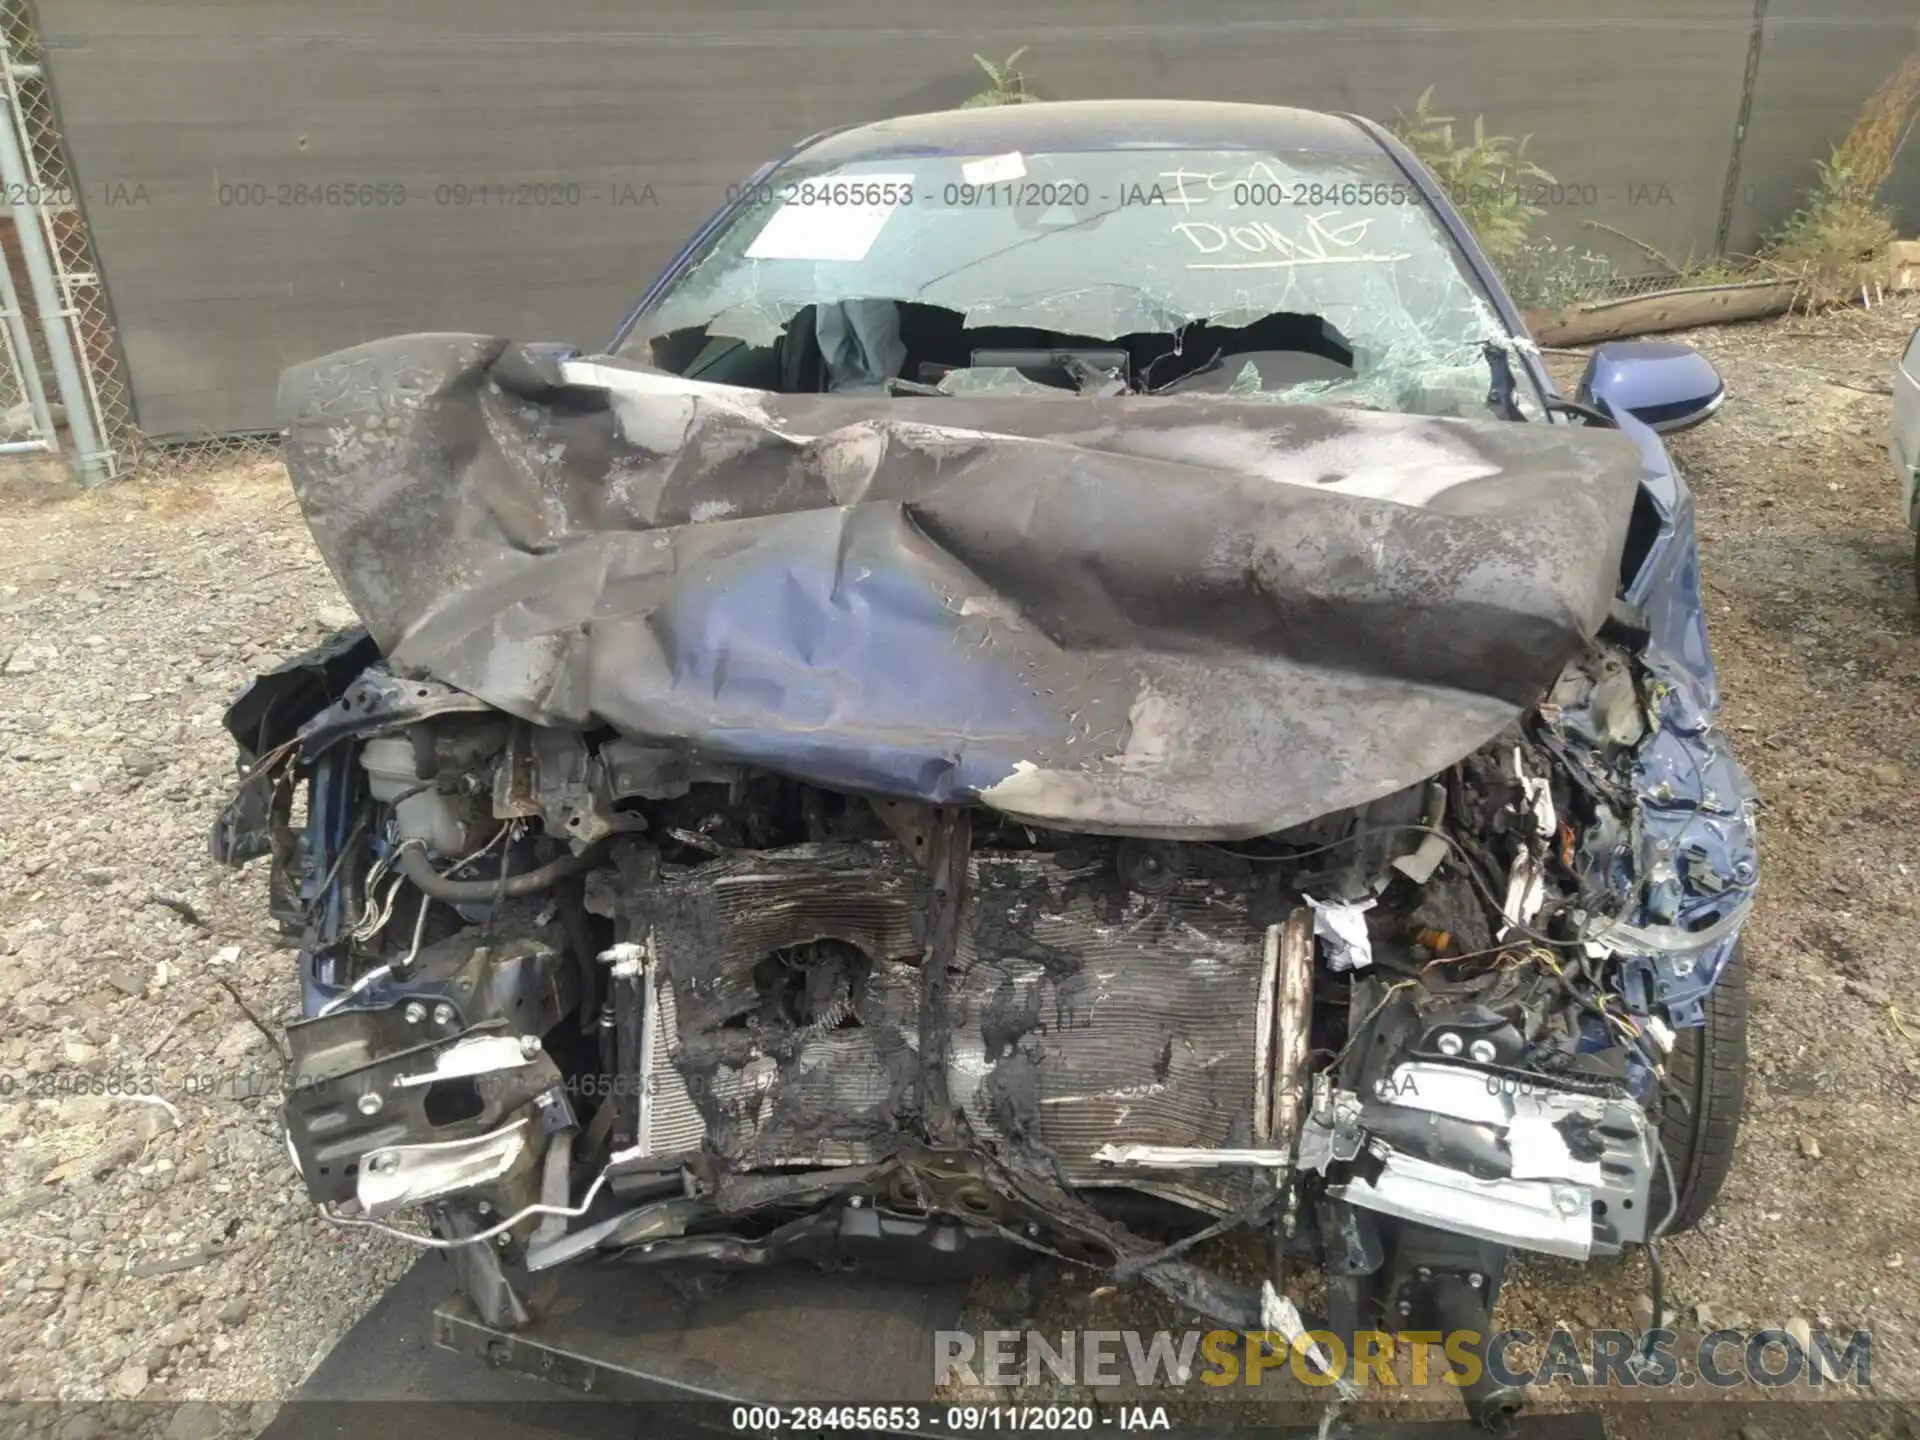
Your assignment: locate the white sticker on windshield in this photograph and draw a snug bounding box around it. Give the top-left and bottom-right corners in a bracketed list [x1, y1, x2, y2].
[961, 151, 1026, 185]
[743, 173, 916, 262]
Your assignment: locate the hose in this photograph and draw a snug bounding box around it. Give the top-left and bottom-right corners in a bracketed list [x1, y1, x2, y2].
[397, 836, 609, 902]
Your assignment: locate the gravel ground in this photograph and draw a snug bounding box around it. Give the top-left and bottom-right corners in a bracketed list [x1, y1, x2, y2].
[1, 299, 1918, 1436]
[0, 461, 413, 1436]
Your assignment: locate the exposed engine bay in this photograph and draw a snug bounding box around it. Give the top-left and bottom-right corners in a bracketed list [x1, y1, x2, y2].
[210, 332, 1757, 1427]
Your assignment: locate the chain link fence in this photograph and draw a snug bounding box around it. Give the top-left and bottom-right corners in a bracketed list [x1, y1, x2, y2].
[0, 0, 137, 476]
[0, 251, 47, 444]
[1496, 238, 1740, 315]
[135, 432, 286, 473]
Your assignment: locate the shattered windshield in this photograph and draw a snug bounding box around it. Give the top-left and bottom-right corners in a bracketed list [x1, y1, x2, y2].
[624, 147, 1534, 418]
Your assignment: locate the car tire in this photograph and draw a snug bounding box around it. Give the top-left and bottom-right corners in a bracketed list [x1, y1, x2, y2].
[1652, 940, 1749, 1234]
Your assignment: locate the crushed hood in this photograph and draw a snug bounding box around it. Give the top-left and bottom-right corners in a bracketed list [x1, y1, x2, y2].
[278, 334, 1645, 839]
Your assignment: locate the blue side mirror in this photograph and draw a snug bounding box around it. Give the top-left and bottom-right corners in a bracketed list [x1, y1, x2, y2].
[1577, 341, 1725, 434]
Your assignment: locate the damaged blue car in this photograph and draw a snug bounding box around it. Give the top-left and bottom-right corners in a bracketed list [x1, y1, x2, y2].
[213, 101, 1756, 1431]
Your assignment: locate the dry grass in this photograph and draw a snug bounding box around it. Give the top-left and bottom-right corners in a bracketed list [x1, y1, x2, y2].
[0, 450, 288, 520]
[1837, 51, 1920, 195]
[1761, 51, 1920, 306]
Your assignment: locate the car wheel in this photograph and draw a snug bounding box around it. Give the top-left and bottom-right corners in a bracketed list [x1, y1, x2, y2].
[1651, 940, 1749, 1234]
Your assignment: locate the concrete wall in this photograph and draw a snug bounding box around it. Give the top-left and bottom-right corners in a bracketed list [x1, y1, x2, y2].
[30, 0, 1920, 439]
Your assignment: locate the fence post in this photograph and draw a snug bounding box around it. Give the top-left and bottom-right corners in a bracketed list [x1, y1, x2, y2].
[0, 77, 102, 481]
[1715, 0, 1770, 258]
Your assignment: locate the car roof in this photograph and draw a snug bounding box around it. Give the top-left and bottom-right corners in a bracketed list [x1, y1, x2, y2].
[791, 100, 1383, 166]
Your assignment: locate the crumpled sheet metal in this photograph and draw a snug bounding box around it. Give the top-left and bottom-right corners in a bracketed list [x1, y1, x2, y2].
[279, 334, 1645, 839]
